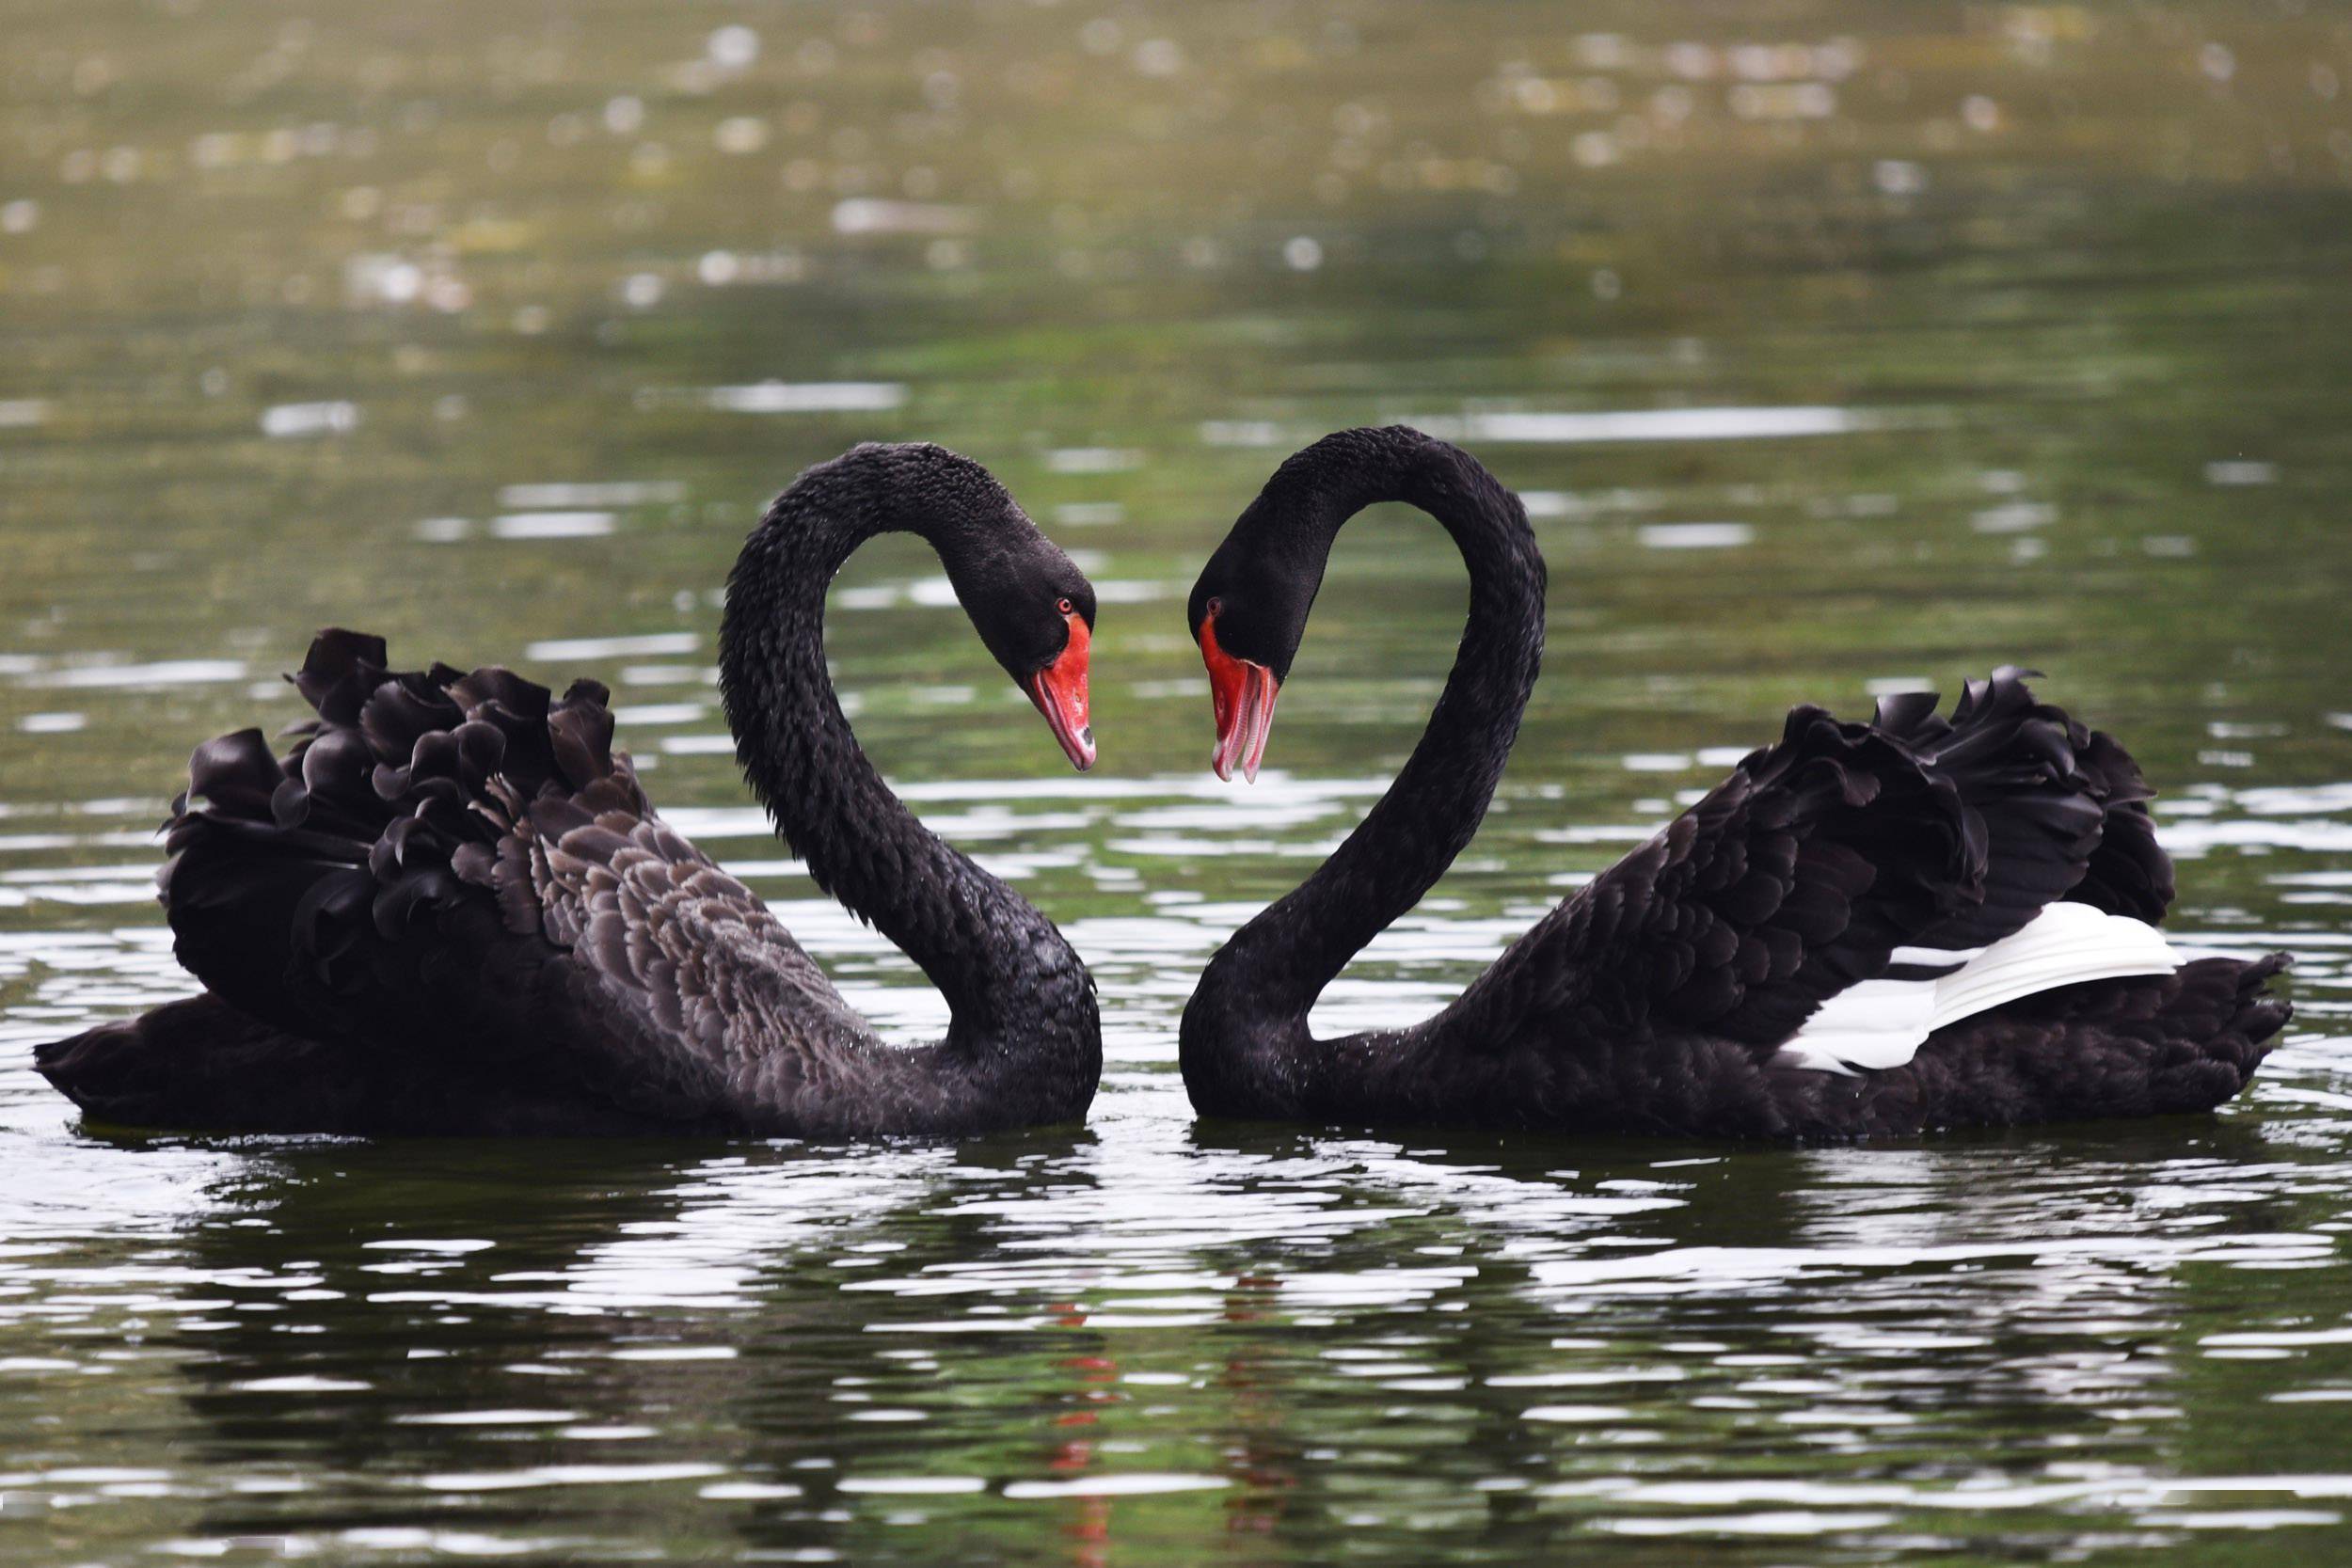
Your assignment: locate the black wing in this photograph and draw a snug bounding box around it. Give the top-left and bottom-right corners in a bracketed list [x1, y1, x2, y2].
[160, 628, 868, 1125]
[1870, 670, 2172, 939]
[1447, 669, 2173, 1054]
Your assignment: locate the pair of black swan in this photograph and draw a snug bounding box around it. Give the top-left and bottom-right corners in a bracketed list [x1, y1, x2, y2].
[35, 434, 2289, 1142]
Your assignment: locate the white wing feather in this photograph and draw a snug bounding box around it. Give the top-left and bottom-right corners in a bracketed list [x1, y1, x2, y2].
[1775, 902, 2182, 1075]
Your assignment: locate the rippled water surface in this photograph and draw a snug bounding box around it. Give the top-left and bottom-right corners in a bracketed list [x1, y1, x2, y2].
[6, 3, 2352, 1562]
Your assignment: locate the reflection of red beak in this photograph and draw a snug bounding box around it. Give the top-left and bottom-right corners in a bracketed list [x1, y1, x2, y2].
[1200, 613, 1278, 783]
[1026, 610, 1095, 771]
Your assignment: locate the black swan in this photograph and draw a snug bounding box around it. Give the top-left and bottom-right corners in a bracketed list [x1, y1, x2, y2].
[1180, 426, 2290, 1140]
[36, 442, 1104, 1137]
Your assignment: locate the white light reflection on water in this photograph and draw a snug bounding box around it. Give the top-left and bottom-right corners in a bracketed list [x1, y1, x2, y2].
[696, 382, 908, 414]
[1412, 406, 1877, 444]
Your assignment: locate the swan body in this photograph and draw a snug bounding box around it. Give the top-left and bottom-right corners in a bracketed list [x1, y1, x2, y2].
[1180, 426, 2290, 1141]
[37, 443, 1104, 1137]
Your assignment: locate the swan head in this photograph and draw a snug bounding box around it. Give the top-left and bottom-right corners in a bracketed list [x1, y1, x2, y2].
[1022, 600, 1096, 772]
[956, 527, 1098, 773]
[1187, 531, 1310, 784]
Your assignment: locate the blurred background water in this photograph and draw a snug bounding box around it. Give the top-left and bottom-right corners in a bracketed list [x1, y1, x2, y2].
[4, 2, 2352, 1562]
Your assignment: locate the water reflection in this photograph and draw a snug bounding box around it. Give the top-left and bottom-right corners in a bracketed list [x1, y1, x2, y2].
[6, 1068, 2352, 1559]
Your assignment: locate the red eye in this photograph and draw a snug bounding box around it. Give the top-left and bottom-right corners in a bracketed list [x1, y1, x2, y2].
[1207, 596, 1223, 616]
[1057, 597, 1073, 614]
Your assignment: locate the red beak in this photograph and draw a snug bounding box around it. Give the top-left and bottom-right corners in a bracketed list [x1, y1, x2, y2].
[1200, 613, 1278, 783]
[1026, 610, 1095, 771]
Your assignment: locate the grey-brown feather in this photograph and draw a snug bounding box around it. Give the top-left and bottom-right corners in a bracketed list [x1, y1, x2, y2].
[38, 632, 878, 1134]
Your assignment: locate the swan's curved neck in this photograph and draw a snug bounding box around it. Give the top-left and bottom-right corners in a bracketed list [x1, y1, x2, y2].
[719, 462, 1096, 1112]
[1185, 432, 1545, 1101]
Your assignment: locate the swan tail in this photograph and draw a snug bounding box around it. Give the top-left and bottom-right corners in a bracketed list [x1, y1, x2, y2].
[2180, 952, 2298, 1101]
[32, 994, 364, 1132]
[159, 628, 639, 1051]
[34, 992, 685, 1135]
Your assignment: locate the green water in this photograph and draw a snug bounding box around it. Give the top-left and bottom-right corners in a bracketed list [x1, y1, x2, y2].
[4, 2, 2352, 1562]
